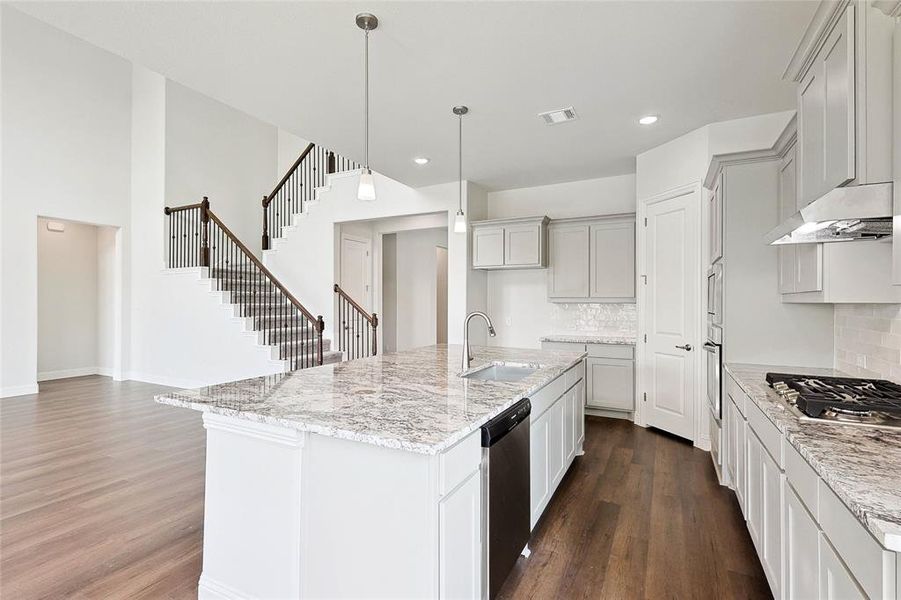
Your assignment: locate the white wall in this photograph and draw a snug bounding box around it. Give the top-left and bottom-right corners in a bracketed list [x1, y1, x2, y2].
[37, 219, 99, 380]
[166, 81, 277, 257]
[277, 129, 312, 177]
[484, 174, 637, 348]
[394, 228, 448, 352]
[96, 226, 118, 376]
[381, 234, 398, 353]
[1, 7, 132, 396]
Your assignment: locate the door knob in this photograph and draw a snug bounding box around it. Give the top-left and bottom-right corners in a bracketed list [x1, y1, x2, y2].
[675, 344, 693, 351]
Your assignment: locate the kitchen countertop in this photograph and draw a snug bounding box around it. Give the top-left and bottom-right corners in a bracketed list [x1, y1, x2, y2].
[725, 362, 901, 552]
[156, 344, 586, 455]
[540, 333, 636, 345]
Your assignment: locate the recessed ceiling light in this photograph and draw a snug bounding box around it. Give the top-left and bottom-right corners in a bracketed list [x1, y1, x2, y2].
[639, 115, 659, 125]
[413, 157, 430, 165]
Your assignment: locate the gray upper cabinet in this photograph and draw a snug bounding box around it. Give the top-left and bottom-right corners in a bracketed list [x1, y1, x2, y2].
[471, 216, 548, 270]
[791, 1, 893, 208]
[778, 142, 823, 296]
[708, 173, 724, 266]
[548, 215, 636, 303]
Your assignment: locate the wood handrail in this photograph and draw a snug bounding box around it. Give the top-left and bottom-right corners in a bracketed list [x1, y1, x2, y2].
[209, 210, 322, 327]
[262, 142, 315, 208]
[164, 203, 203, 214]
[334, 284, 376, 324]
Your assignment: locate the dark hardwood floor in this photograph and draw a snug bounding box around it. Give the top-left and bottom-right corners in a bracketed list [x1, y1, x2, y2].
[1, 376, 769, 599]
[498, 417, 771, 599]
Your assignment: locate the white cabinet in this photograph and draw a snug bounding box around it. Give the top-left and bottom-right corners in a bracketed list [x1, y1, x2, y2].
[819, 534, 867, 600]
[778, 142, 823, 296]
[589, 221, 636, 299]
[747, 430, 764, 550]
[547, 223, 590, 298]
[784, 484, 819, 600]
[548, 215, 635, 302]
[471, 216, 548, 270]
[746, 430, 783, 598]
[438, 470, 481, 599]
[529, 362, 584, 530]
[709, 173, 723, 266]
[584, 343, 634, 413]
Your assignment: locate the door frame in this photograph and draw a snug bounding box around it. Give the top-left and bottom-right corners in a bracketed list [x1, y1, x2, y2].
[635, 182, 709, 450]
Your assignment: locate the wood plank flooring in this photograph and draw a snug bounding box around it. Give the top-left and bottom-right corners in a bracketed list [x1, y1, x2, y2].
[1, 376, 769, 599]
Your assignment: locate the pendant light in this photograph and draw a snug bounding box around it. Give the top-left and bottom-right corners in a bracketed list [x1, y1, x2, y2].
[356, 12, 378, 201]
[453, 106, 468, 233]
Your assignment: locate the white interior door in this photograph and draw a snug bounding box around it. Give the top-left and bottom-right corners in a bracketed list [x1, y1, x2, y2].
[642, 187, 698, 440]
[340, 234, 372, 311]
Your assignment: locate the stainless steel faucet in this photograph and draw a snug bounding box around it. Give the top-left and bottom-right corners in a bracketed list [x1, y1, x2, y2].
[462, 311, 497, 371]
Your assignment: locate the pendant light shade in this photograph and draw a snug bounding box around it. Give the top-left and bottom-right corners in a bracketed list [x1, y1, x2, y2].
[356, 13, 378, 201]
[358, 168, 376, 202]
[453, 105, 468, 233]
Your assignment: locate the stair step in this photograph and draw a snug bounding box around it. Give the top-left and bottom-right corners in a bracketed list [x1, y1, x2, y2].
[287, 350, 343, 371]
[276, 337, 331, 352]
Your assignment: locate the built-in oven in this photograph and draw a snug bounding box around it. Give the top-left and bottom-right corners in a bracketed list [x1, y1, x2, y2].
[706, 262, 723, 327]
[704, 325, 722, 422]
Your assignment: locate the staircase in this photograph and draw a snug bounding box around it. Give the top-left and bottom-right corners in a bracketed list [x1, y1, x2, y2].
[164, 197, 343, 371]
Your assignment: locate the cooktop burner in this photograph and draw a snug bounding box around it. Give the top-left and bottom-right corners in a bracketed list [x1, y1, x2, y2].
[765, 372, 901, 428]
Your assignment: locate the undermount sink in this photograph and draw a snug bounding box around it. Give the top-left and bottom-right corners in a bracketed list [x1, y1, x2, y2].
[462, 364, 538, 382]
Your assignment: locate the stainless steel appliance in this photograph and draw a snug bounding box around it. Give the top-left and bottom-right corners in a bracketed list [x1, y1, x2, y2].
[481, 398, 531, 599]
[766, 373, 901, 429]
[705, 262, 724, 473]
[707, 262, 723, 327]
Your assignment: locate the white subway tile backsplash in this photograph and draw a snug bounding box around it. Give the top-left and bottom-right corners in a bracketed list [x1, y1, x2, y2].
[548, 303, 636, 337]
[834, 304, 901, 383]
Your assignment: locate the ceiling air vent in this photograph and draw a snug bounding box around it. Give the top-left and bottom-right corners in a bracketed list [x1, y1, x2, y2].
[538, 106, 578, 125]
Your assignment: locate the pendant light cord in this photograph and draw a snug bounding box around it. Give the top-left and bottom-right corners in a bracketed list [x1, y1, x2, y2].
[364, 29, 370, 170]
[458, 112, 462, 212]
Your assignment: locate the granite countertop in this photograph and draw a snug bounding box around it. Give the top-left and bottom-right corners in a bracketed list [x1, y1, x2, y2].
[156, 344, 586, 455]
[725, 363, 901, 552]
[540, 333, 636, 345]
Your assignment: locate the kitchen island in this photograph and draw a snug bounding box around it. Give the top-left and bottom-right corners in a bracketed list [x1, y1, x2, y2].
[156, 344, 586, 599]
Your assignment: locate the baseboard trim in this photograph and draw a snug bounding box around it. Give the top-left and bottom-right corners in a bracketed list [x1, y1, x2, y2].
[198, 574, 251, 600]
[37, 367, 102, 382]
[124, 371, 207, 390]
[1, 383, 40, 398]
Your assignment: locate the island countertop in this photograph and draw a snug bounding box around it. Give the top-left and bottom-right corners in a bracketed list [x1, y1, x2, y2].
[155, 344, 586, 455]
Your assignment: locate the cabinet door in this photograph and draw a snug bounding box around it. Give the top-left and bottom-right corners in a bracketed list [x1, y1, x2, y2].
[549, 399, 565, 488]
[574, 379, 585, 448]
[784, 485, 819, 600]
[547, 224, 589, 298]
[529, 410, 550, 529]
[798, 63, 826, 208]
[780, 247, 798, 294]
[724, 400, 737, 487]
[760, 445, 783, 599]
[472, 226, 505, 268]
[586, 358, 634, 411]
[778, 145, 798, 294]
[589, 221, 635, 299]
[438, 470, 481, 599]
[735, 414, 747, 516]
[709, 177, 723, 266]
[821, 5, 855, 192]
[746, 432, 764, 549]
[819, 534, 866, 600]
[795, 244, 823, 293]
[505, 223, 541, 267]
[563, 388, 576, 464]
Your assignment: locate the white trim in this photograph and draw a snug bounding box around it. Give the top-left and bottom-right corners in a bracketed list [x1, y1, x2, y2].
[1, 383, 40, 398]
[124, 370, 208, 390]
[202, 412, 305, 447]
[783, 0, 852, 82]
[37, 367, 102, 382]
[703, 114, 797, 189]
[198, 574, 252, 600]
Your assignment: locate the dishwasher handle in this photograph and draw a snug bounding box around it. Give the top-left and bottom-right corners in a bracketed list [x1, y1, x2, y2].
[481, 398, 531, 447]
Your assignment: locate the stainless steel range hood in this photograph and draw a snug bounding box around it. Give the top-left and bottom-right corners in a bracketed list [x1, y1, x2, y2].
[764, 182, 893, 245]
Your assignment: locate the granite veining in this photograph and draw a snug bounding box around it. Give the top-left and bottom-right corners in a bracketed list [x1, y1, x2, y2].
[156, 344, 586, 455]
[725, 362, 901, 551]
[540, 333, 636, 345]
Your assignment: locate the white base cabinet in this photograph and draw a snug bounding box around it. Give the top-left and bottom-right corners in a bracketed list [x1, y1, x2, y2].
[725, 371, 899, 600]
[529, 360, 585, 529]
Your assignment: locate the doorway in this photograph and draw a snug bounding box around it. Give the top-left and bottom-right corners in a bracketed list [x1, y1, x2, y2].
[340, 233, 372, 311]
[36, 217, 122, 382]
[638, 185, 700, 441]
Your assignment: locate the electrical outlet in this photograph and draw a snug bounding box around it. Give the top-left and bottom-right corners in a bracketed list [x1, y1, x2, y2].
[505, 317, 512, 327]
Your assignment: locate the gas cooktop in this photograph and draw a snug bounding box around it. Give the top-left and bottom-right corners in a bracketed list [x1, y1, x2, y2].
[765, 372, 901, 429]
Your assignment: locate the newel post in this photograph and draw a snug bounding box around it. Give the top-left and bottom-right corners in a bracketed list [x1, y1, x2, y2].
[327, 151, 336, 174]
[371, 313, 378, 356]
[200, 196, 210, 267]
[261, 195, 270, 251]
[317, 316, 325, 365]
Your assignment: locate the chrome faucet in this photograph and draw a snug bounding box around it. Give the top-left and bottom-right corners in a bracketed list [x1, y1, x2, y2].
[462, 311, 497, 371]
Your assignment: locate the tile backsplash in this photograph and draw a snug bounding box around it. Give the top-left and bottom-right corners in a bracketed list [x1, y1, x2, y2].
[549, 303, 637, 337]
[834, 304, 901, 383]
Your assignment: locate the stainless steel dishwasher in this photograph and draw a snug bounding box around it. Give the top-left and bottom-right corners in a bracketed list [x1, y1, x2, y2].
[481, 398, 531, 599]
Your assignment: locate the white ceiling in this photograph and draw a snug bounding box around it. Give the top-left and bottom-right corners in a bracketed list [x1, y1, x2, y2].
[13, 1, 816, 191]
